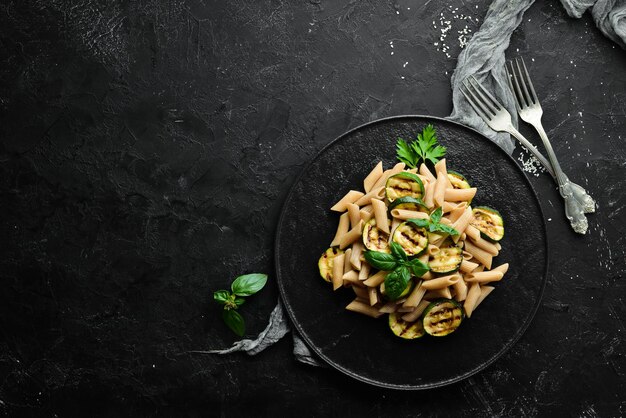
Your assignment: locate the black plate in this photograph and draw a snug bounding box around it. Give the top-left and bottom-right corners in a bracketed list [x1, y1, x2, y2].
[275, 115, 548, 390]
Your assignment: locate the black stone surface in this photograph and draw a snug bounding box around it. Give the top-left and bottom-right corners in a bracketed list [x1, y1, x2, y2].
[276, 116, 548, 389]
[0, 0, 624, 416]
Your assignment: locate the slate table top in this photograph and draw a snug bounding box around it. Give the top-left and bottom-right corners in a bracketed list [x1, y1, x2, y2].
[0, 0, 624, 416]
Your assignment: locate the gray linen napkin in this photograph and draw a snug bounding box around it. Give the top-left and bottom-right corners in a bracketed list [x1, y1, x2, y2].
[207, 0, 625, 366]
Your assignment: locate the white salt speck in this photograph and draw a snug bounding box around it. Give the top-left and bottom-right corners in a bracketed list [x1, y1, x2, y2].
[403, 61, 408, 67]
[476, 4, 478, 8]
[578, 111, 583, 117]
[570, 60, 573, 64]
[396, 10, 399, 14]
[531, 58, 535, 62]
[401, 76, 405, 79]
[152, 364, 156, 368]
[548, 218, 552, 221]
[391, 51, 394, 55]
[407, 7, 410, 10]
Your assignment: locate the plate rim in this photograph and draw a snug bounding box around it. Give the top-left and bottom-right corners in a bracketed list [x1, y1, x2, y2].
[274, 114, 549, 390]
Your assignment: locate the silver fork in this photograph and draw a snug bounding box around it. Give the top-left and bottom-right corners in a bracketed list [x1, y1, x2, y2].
[506, 58, 595, 214]
[460, 75, 590, 234]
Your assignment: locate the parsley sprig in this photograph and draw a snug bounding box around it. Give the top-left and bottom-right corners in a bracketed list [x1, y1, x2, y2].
[364, 242, 429, 300]
[214, 273, 268, 336]
[396, 124, 447, 168]
[408, 207, 459, 236]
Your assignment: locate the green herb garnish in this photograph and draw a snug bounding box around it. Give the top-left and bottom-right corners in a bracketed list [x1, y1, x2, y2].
[213, 273, 268, 336]
[396, 124, 446, 168]
[364, 242, 429, 300]
[407, 207, 459, 235]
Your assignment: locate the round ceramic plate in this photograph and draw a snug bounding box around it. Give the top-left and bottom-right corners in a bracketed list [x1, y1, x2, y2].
[275, 116, 548, 390]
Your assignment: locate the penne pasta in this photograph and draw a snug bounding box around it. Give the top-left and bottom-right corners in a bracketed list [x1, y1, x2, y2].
[378, 301, 399, 314]
[390, 218, 402, 237]
[350, 242, 364, 270]
[464, 240, 493, 269]
[354, 186, 385, 206]
[444, 188, 477, 202]
[331, 190, 365, 212]
[346, 203, 362, 229]
[434, 158, 447, 177]
[470, 235, 499, 256]
[346, 299, 384, 318]
[339, 220, 364, 249]
[460, 259, 480, 274]
[342, 270, 361, 286]
[358, 262, 371, 281]
[463, 282, 481, 318]
[364, 270, 387, 287]
[390, 209, 429, 220]
[332, 253, 345, 290]
[433, 171, 448, 207]
[453, 278, 468, 301]
[343, 248, 352, 273]
[492, 263, 509, 275]
[371, 199, 390, 233]
[363, 161, 384, 193]
[352, 286, 369, 300]
[330, 212, 350, 247]
[372, 163, 406, 190]
[451, 207, 473, 242]
[465, 224, 481, 241]
[423, 179, 435, 208]
[419, 163, 436, 182]
[368, 287, 380, 306]
[465, 270, 504, 284]
[401, 299, 431, 322]
[424, 287, 452, 299]
[474, 286, 495, 311]
[403, 281, 426, 308]
[495, 242, 502, 251]
[421, 274, 461, 290]
[448, 202, 469, 222]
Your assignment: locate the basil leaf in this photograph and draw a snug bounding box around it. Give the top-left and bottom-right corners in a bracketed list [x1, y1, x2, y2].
[433, 223, 459, 236]
[384, 266, 411, 300]
[389, 242, 408, 263]
[213, 290, 231, 305]
[364, 251, 398, 271]
[430, 207, 443, 224]
[231, 273, 268, 296]
[407, 258, 430, 278]
[234, 297, 246, 307]
[222, 309, 245, 337]
[406, 218, 430, 229]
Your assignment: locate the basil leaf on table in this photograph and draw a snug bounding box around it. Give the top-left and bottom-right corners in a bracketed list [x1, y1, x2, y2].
[222, 309, 245, 337]
[384, 266, 411, 300]
[364, 251, 398, 271]
[231, 273, 268, 296]
[213, 290, 231, 304]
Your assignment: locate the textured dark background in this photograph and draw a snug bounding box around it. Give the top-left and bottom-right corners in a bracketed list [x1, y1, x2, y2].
[0, 0, 624, 416]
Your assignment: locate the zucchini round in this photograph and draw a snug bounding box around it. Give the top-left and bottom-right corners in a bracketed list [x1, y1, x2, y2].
[388, 196, 428, 214]
[392, 222, 428, 256]
[422, 299, 464, 337]
[362, 218, 390, 253]
[470, 206, 504, 242]
[388, 313, 425, 339]
[318, 247, 345, 282]
[447, 171, 471, 189]
[385, 172, 425, 203]
[429, 245, 463, 274]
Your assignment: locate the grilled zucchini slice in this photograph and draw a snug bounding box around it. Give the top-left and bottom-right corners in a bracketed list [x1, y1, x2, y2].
[392, 222, 428, 256]
[429, 244, 463, 274]
[389, 313, 425, 339]
[362, 218, 390, 253]
[470, 206, 504, 242]
[385, 172, 425, 203]
[387, 196, 428, 214]
[318, 247, 345, 282]
[422, 299, 464, 337]
[447, 171, 471, 189]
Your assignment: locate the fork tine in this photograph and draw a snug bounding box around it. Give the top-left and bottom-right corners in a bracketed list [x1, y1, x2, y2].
[461, 85, 491, 122]
[514, 58, 533, 106]
[466, 77, 498, 115]
[519, 57, 539, 103]
[469, 75, 503, 110]
[507, 61, 527, 108]
[505, 63, 521, 112]
[462, 80, 493, 117]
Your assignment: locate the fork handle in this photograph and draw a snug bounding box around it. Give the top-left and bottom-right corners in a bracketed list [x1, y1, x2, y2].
[508, 126, 590, 234]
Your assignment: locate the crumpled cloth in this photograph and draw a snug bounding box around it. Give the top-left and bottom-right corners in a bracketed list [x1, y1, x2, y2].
[206, 0, 625, 366]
